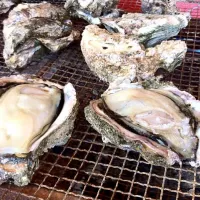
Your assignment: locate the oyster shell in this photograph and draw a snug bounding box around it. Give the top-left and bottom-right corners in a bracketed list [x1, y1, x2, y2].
[81, 25, 187, 83]
[101, 12, 190, 47]
[0, 0, 20, 14]
[3, 2, 80, 69]
[64, 0, 120, 24]
[141, 0, 178, 14]
[0, 75, 78, 186]
[65, 0, 119, 17]
[85, 80, 200, 166]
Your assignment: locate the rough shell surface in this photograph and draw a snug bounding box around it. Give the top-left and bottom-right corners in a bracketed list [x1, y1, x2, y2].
[81, 25, 187, 83]
[0, 0, 19, 14]
[64, 0, 119, 17]
[3, 2, 80, 69]
[101, 12, 190, 47]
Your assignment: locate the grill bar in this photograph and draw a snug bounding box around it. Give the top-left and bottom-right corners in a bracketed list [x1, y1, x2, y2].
[0, 0, 200, 199]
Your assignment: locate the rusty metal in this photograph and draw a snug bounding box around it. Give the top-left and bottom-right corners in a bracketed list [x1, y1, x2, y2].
[0, 1, 200, 199]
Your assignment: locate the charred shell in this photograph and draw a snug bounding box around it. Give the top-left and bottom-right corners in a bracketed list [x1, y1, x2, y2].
[0, 75, 78, 186]
[85, 80, 200, 166]
[81, 25, 187, 83]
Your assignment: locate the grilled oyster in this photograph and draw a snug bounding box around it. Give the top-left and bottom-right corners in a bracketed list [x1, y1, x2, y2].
[3, 2, 80, 69]
[81, 25, 187, 83]
[101, 12, 190, 47]
[64, 0, 121, 24]
[0, 0, 20, 14]
[0, 75, 78, 186]
[85, 80, 200, 166]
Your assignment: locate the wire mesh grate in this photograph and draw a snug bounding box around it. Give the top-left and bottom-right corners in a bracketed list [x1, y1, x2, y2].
[0, 0, 200, 199]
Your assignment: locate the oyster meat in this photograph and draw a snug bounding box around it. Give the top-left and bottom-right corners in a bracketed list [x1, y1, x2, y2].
[101, 12, 190, 47]
[81, 25, 187, 83]
[85, 80, 200, 166]
[0, 75, 78, 186]
[0, 0, 20, 14]
[3, 2, 80, 69]
[64, 0, 121, 24]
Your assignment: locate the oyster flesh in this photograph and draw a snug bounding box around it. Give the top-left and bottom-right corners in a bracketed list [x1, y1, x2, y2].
[3, 2, 80, 69]
[81, 25, 187, 83]
[101, 12, 190, 47]
[64, 0, 120, 24]
[0, 75, 78, 186]
[0, 0, 20, 14]
[85, 80, 200, 166]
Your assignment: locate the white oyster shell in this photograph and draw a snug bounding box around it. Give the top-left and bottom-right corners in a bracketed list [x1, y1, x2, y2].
[81, 25, 187, 83]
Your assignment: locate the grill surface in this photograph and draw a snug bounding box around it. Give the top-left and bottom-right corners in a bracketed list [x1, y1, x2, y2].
[0, 1, 200, 199]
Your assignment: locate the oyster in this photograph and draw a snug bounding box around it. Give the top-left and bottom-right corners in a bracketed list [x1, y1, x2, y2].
[0, 75, 78, 186]
[85, 80, 200, 166]
[64, 0, 121, 24]
[3, 2, 80, 69]
[0, 0, 20, 14]
[101, 12, 190, 47]
[141, 0, 178, 14]
[81, 25, 187, 83]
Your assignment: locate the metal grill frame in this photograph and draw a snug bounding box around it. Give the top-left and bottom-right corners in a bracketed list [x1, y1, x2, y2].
[0, 0, 200, 199]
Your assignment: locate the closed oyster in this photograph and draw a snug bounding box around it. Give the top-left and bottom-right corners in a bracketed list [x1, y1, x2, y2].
[85, 80, 200, 166]
[3, 2, 80, 69]
[81, 25, 187, 83]
[101, 12, 190, 47]
[141, 0, 178, 14]
[0, 75, 78, 186]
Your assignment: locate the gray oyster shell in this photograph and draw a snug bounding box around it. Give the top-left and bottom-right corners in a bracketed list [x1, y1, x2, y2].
[0, 75, 78, 186]
[85, 80, 200, 167]
[141, 0, 178, 14]
[101, 12, 190, 47]
[3, 2, 80, 69]
[64, 0, 121, 24]
[81, 25, 187, 83]
[0, 0, 20, 14]
[64, 0, 119, 17]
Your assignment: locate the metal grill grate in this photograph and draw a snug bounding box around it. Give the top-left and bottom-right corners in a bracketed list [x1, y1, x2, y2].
[0, 1, 200, 199]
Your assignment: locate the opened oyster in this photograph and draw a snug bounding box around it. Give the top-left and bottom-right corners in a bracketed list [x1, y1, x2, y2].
[0, 75, 78, 186]
[81, 25, 187, 83]
[85, 80, 200, 166]
[0, 0, 20, 14]
[3, 2, 80, 69]
[64, 0, 120, 24]
[101, 12, 190, 47]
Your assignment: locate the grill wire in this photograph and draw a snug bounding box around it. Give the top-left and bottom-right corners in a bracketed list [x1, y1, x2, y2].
[0, 0, 200, 199]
